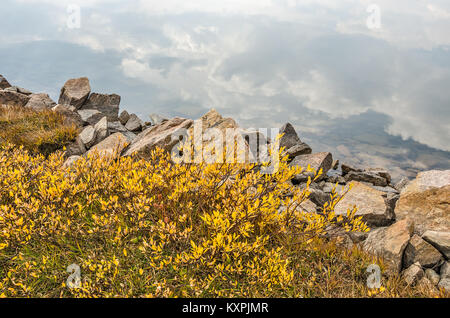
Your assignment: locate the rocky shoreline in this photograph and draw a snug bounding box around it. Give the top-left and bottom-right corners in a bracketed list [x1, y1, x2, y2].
[1, 75, 449, 292]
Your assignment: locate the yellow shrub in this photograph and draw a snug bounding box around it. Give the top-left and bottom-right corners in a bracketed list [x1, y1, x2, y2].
[0, 143, 440, 298]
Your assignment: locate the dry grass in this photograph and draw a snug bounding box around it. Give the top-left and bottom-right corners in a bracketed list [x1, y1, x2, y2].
[0, 106, 78, 157]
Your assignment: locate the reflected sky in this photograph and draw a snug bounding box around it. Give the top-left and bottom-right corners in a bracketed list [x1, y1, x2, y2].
[1, 0, 449, 179]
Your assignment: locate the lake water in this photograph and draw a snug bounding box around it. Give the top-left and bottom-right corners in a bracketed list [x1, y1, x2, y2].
[1, 0, 449, 180]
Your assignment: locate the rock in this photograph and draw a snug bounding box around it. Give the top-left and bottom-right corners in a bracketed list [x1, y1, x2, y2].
[371, 186, 400, 194]
[149, 113, 168, 125]
[58, 77, 91, 109]
[401, 170, 450, 195]
[439, 262, 450, 291]
[52, 104, 83, 128]
[403, 234, 443, 269]
[64, 136, 86, 157]
[362, 219, 414, 274]
[332, 160, 340, 170]
[81, 93, 120, 121]
[326, 175, 346, 184]
[125, 114, 144, 132]
[79, 126, 96, 149]
[344, 171, 388, 187]
[322, 182, 346, 194]
[286, 143, 312, 158]
[308, 188, 331, 208]
[290, 152, 333, 182]
[0, 75, 11, 89]
[87, 132, 129, 158]
[4, 86, 32, 95]
[394, 177, 409, 192]
[334, 182, 397, 227]
[279, 123, 301, 150]
[63, 155, 81, 168]
[395, 170, 450, 234]
[341, 163, 361, 175]
[121, 131, 137, 143]
[402, 262, 424, 286]
[93, 117, 109, 145]
[119, 110, 130, 125]
[200, 109, 238, 131]
[77, 109, 104, 126]
[25, 93, 56, 111]
[422, 231, 450, 259]
[108, 121, 127, 133]
[425, 268, 441, 286]
[123, 117, 193, 159]
[0, 90, 31, 107]
[366, 168, 392, 184]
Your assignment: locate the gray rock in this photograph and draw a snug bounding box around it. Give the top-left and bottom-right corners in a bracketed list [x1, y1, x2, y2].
[108, 121, 128, 133]
[119, 110, 130, 125]
[341, 163, 361, 175]
[125, 114, 144, 132]
[286, 143, 312, 158]
[121, 131, 137, 143]
[79, 125, 96, 148]
[362, 219, 413, 274]
[64, 136, 86, 157]
[422, 231, 450, 259]
[366, 168, 392, 184]
[403, 234, 443, 269]
[394, 177, 410, 192]
[77, 109, 104, 126]
[322, 182, 346, 194]
[0, 75, 11, 89]
[326, 175, 347, 184]
[58, 77, 91, 109]
[402, 262, 424, 286]
[344, 170, 388, 187]
[0, 90, 31, 107]
[149, 113, 167, 125]
[290, 152, 333, 183]
[371, 186, 400, 194]
[425, 268, 441, 286]
[93, 117, 109, 145]
[4, 86, 32, 95]
[438, 262, 450, 291]
[279, 123, 302, 150]
[81, 93, 121, 121]
[441, 262, 450, 277]
[25, 93, 56, 111]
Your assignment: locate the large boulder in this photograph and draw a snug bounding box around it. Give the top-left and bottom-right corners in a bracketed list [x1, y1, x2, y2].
[0, 75, 11, 89]
[363, 219, 414, 274]
[395, 170, 450, 234]
[422, 231, 450, 259]
[0, 90, 30, 107]
[25, 93, 56, 111]
[123, 117, 194, 159]
[289, 152, 333, 182]
[93, 117, 109, 144]
[334, 182, 397, 227]
[403, 234, 443, 269]
[87, 132, 129, 158]
[58, 77, 91, 109]
[81, 93, 120, 121]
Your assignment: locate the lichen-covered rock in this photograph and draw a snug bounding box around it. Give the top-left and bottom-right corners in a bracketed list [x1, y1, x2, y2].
[125, 114, 144, 132]
[58, 77, 91, 109]
[0, 75, 11, 89]
[0, 90, 31, 107]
